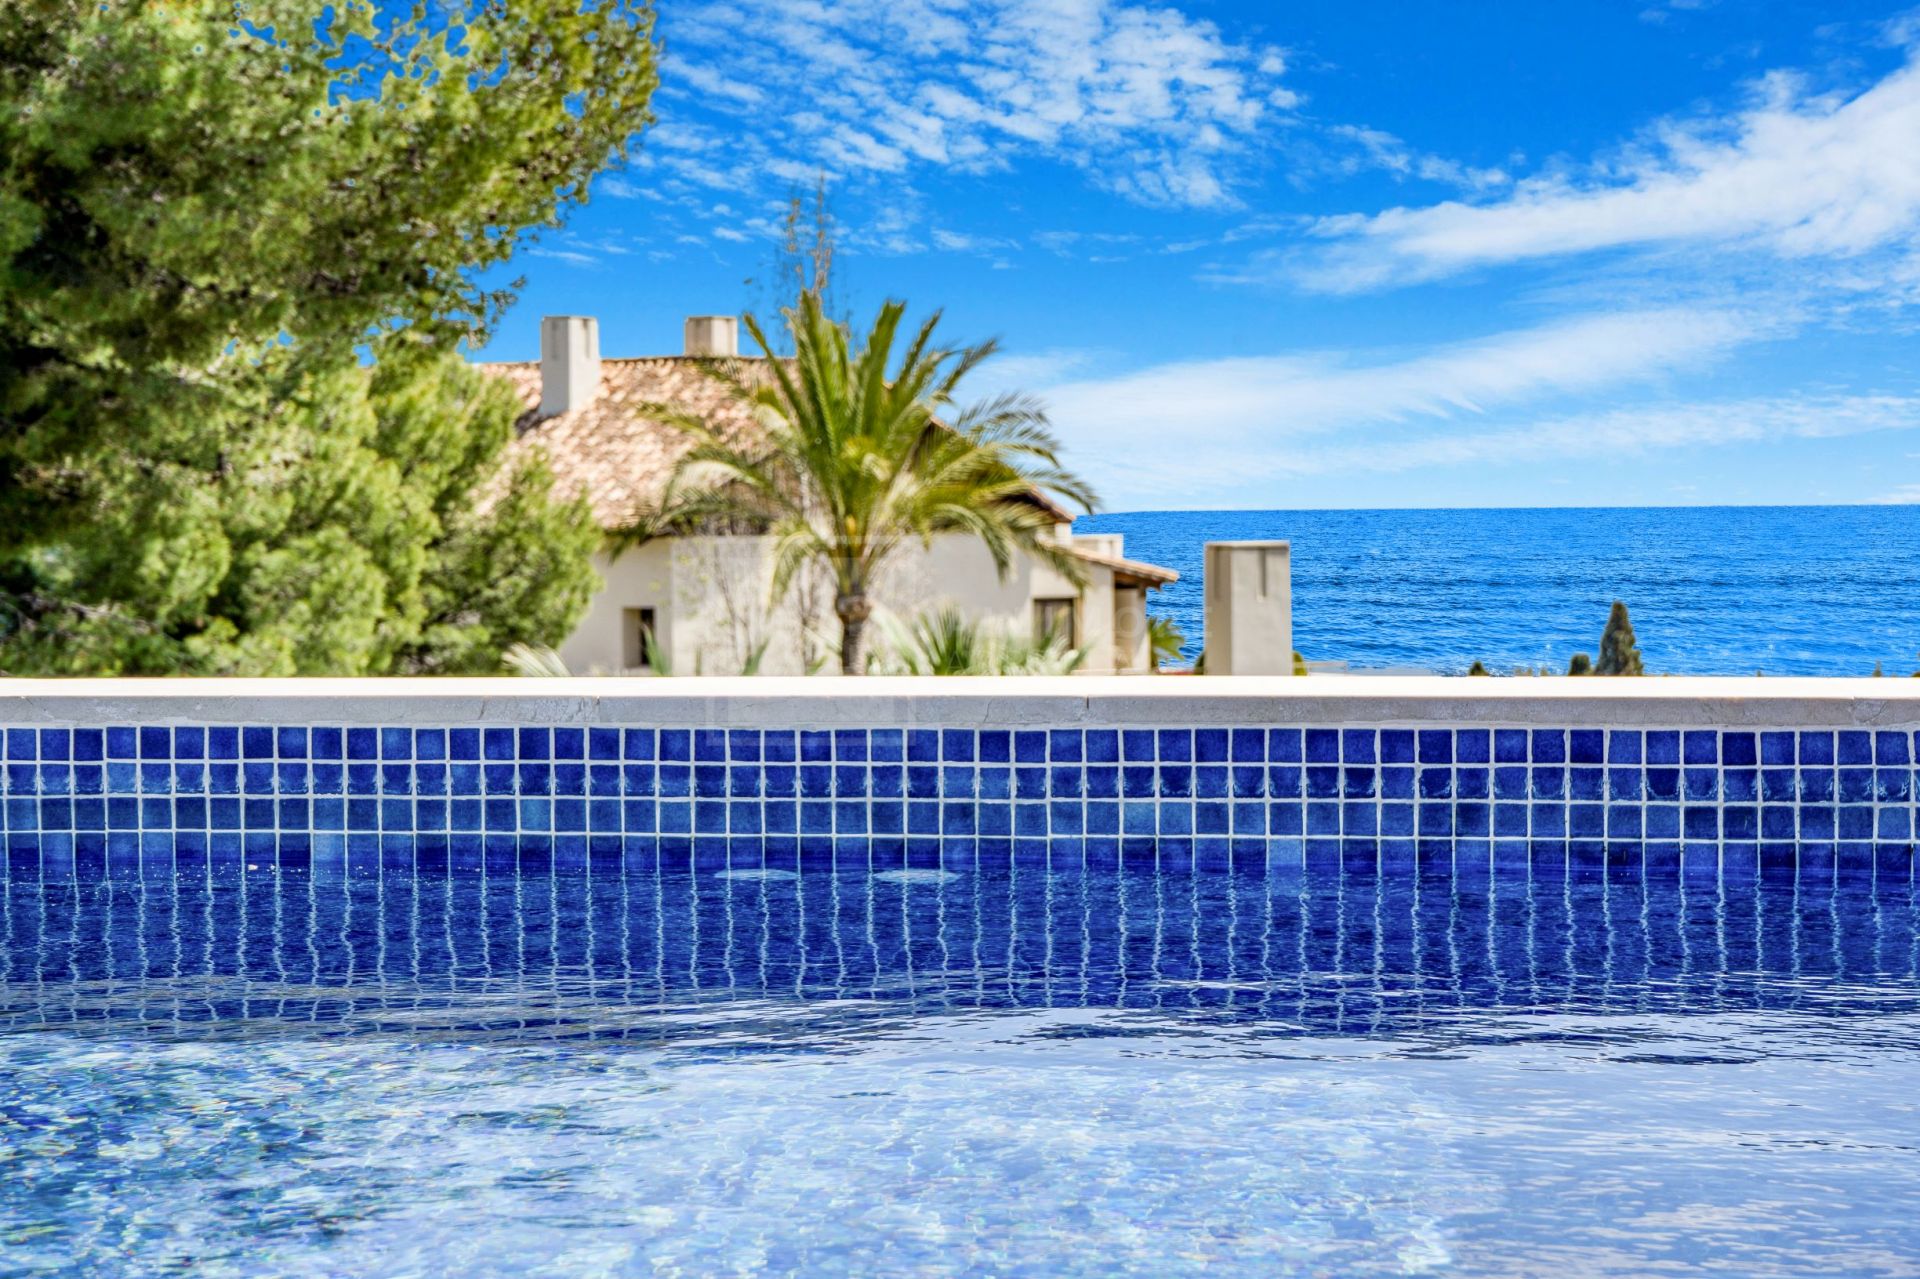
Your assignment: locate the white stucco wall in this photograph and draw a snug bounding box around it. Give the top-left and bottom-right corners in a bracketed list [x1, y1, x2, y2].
[558, 532, 1141, 676]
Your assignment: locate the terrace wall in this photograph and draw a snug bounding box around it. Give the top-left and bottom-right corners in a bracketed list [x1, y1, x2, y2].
[2, 677, 1916, 882]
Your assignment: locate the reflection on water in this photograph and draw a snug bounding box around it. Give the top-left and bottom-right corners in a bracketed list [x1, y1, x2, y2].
[3, 866, 1920, 1277]
[5, 866, 1918, 1045]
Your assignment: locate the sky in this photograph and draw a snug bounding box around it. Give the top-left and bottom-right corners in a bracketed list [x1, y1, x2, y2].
[475, 0, 1920, 513]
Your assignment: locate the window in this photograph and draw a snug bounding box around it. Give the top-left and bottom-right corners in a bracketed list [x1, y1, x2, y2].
[1033, 597, 1078, 647]
[622, 607, 658, 670]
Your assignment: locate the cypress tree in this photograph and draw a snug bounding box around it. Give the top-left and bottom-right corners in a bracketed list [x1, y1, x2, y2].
[1567, 653, 1592, 676]
[1594, 601, 1645, 676]
[1467, 660, 1489, 676]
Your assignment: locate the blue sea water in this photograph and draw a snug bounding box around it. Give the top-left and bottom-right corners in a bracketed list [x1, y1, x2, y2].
[5, 865, 1920, 1277]
[1077, 505, 1920, 675]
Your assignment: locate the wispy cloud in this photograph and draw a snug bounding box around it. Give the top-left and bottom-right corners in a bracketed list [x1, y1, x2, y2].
[527, 246, 600, 267]
[596, 175, 647, 200]
[1287, 42, 1920, 292]
[1073, 386, 1920, 507]
[1025, 307, 1813, 505]
[1041, 306, 1763, 444]
[1322, 124, 1513, 192]
[656, 0, 1296, 211]
[931, 228, 1018, 254]
[1639, 0, 1716, 26]
[1278, 392, 1920, 479]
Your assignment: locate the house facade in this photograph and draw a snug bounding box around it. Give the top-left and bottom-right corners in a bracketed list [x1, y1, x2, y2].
[480, 314, 1179, 676]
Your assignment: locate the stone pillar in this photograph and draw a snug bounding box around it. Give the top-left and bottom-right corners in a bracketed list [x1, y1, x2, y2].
[1203, 541, 1293, 675]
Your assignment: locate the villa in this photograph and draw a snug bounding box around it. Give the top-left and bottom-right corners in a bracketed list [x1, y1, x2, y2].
[480, 314, 1184, 676]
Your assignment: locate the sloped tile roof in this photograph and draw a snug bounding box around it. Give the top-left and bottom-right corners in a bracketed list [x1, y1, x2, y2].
[481, 354, 1091, 533]
[483, 356, 772, 530]
[1064, 543, 1179, 586]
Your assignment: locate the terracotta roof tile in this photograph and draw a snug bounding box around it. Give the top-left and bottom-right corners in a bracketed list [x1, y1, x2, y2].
[483, 356, 774, 530]
[1064, 543, 1180, 586]
[481, 355, 1077, 531]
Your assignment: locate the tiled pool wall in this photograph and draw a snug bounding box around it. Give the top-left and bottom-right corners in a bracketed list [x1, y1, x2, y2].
[1, 680, 1917, 882]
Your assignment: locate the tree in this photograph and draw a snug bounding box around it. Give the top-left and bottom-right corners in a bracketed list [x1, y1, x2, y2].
[0, 340, 600, 673]
[0, 0, 655, 668]
[1594, 600, 1645, 676]
[1467, 660, 1490, 676]
[1567, 653, 1593, 676]
[748, 177, 842, 343]
[640, 292, 1097, 674]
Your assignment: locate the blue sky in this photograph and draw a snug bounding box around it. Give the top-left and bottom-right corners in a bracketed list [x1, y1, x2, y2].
[477, 0, 1920, 512]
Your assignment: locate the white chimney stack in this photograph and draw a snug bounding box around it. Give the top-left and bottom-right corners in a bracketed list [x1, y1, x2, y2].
[539, 315, 600, 417]
[683, 315, 739, 357]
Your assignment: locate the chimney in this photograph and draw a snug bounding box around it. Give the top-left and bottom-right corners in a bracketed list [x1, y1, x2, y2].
[539, 315, 600, 417]
[683, 315, 739, 357]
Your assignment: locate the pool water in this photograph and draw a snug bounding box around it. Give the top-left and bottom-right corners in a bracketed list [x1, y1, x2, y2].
[4, 865, 1920, 1277]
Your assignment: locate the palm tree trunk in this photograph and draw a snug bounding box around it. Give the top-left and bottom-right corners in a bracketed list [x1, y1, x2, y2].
[836, 592, 872, 675]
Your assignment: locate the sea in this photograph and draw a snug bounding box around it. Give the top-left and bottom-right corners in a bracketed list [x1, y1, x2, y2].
[1075, 505, 1920, 677]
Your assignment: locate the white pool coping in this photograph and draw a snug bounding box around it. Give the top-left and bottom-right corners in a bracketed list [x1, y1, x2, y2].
[0, 676, 1915, 727]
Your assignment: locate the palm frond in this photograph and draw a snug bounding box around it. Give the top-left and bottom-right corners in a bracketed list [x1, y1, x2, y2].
[644, 294, 1102, 670]
[502, 643, 570, 677]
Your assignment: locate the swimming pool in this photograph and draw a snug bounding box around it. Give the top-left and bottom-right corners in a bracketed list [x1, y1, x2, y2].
[4, 862, 1919, 1277]
[2, 683, 1917, 1276]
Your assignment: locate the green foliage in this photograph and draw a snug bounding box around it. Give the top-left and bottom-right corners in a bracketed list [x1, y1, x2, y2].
[644, 627, 675, 677]
[1467, 659, 1489, 676]
[0, 0, 652, 672]
[872, 606, 1089, 677]
[1564, 600, 1647, 677]
[0, 342, 600, 673]
[1293, 649, 1308, 676]
[893, 607, 981, 675]
[1146, 613, 1186, 670]
[1594, 600, 1644, 676]
[637, 292, 1098, 674]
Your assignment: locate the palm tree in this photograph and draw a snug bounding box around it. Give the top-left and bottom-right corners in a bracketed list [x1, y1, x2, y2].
[639, 293, 1097, 674]
[1145, 612, 1187, 671]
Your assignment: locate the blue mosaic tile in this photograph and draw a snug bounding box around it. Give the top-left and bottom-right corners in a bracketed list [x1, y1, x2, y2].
[0, 719, 1911, 883]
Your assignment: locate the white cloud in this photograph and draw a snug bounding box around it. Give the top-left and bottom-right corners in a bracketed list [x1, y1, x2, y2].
[1276, 392, 1920, 480]
[1639, 0, 1716, 25]
[1039, 306, 1762, 448]
[527, 246, 599, 267]
[1071, 386, 1920, 507]
[1020, 307, 1821, 505]
[1324, 124, 1512, 192]
[1293, 46, 1920, 291]
[931, 228, 1018, 253]
[670, 59, 768, 107]
[967, 348, 1099, 400]
[658, 0, 1294, 210]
